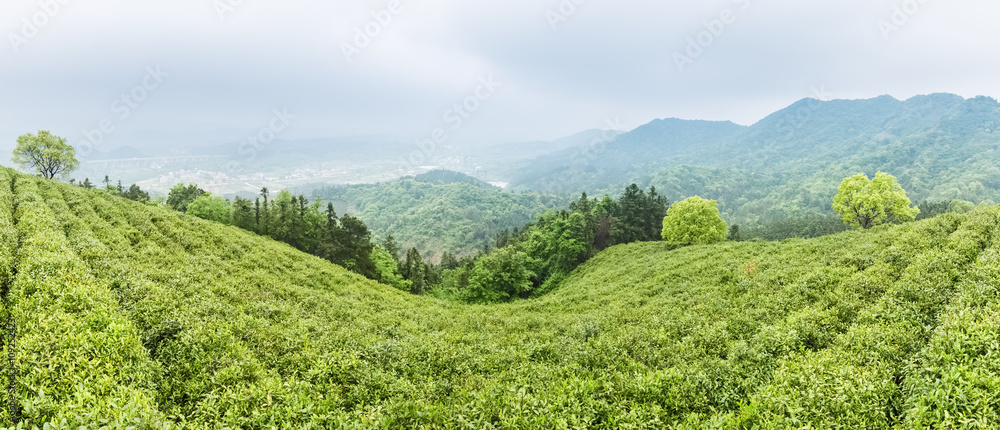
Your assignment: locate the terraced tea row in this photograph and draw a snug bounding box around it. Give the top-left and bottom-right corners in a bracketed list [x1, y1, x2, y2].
[1, 168, 999, 428]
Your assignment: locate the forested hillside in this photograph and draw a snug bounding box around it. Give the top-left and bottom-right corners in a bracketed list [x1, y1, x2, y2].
[308, 171, 568, 258]
[511, 94, 1000, 226]
[4, 167, 1000, 428]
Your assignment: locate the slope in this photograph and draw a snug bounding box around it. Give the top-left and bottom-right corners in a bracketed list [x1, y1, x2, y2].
[3, 167, 1000, 428]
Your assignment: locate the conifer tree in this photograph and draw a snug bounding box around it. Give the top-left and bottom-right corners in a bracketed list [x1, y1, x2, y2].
[402, 247, 427, 295]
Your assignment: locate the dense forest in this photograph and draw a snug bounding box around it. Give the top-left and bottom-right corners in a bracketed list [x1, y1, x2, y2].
[305, 171, 568, 258]
[5, 165, 1000, 428]
[160, 177, 672, 301]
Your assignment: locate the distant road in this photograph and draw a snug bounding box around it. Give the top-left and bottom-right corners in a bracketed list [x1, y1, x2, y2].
[82, 155, 227, 169]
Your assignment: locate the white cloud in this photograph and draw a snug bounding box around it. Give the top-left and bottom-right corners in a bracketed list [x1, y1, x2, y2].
[1, 0, 998, 148]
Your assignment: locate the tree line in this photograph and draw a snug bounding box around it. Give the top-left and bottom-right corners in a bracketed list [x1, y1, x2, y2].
[432, 184, 674, 302]
[165, 183, 399, 284]
[164, 182, 677, 302]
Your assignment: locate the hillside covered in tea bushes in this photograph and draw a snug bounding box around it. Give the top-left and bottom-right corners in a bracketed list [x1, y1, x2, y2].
[3, 166, 1000, 428]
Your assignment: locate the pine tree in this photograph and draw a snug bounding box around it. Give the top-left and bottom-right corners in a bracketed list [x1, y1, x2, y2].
[402, 247, 427, 295]
[593, 194, 617, 251]
[337, 214, 377, 279]
[260, 187, 272, 236]
[322, 203, 340, 262]
[254, 198, 261, 231]
[440, 251, 460, 270]
[232, 197, 255, 231]
[643, 186, 669, 241]
[382, 235, 401, 264]
[613, 184, 646, 245]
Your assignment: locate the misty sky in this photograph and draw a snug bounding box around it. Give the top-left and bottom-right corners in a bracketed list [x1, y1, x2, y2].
[1, 0, 998, 151]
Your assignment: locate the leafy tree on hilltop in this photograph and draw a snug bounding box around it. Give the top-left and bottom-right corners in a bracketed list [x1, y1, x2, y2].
[465, 246, 535, 304]
[166, 183, 207, 213]
[121, 184, 151, 202]
[187, 194, 232, 225]
[12, 131, 79, 179]
[372, 245, 410, 291]
[833, 172, 919, 229]
[661, 196, 728, 245]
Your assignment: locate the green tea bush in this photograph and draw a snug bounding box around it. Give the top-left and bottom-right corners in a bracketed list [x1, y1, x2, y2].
[5, 176, 166, 428]
[741, 206, 1000, 429]
[1, 167, 999, 428]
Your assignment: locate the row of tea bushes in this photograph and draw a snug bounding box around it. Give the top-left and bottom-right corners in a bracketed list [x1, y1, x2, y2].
[4, 176, 167, 428]
[726, 207, 1000, 428]
[3, 166, 999, 428]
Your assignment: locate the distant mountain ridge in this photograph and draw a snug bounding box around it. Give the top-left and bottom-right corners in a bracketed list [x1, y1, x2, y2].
[509, 93, 1000, 225]
[509, 118, 745, 193]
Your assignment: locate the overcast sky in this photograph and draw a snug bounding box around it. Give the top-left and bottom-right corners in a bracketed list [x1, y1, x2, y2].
[1, 0, 998, 151]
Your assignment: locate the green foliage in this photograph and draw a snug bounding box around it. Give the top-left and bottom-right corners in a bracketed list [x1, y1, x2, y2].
[371, 245, 410, 291]
[310, 174, 567, 257]
[11, 131, 79, 180]
[834, 172, 920, 229]
[165, 183, 206, 213]
[1, 172, 166, 427]
[400, 247, 428, 295]
[186, 194, 232, 225]
[162, 185, 383, 283]
[661, 196, 728, 245]
[5, 166, 1000, 428]
[121, 183, 151, 203]
[612, 184, 669, 244]
[740, 213, 850, 241]
[513, 95, 1000, 232]
[450, 184, 671, 303]
[464, 246, 535, 304]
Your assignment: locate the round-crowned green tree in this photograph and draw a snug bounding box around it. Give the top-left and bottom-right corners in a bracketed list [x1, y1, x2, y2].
[11, 130, 79, 179]
[660, 196, 727, 245]
[464, 246, 535, 304]
[833, 172, 920, 229]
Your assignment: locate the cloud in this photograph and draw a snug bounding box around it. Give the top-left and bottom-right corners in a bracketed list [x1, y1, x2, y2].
[1, 0, 998, 149]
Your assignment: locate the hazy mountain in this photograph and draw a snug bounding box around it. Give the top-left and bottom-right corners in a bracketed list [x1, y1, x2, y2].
[508, 118, 746, 192]
[509, 93, 1000, 225]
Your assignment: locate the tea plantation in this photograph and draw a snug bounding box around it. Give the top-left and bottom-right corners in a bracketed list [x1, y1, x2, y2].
[2, 166, 1000, 429]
